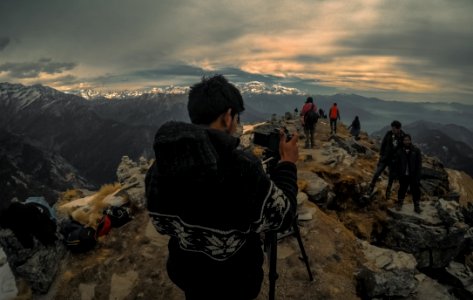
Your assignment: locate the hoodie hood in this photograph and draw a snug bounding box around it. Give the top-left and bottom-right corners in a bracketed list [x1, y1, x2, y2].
[153, 121, 239, 178]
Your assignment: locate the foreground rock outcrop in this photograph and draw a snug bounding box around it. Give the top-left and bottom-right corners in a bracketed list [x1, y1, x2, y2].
[383, 199, 469, 269]
[3, 117, 473, 299]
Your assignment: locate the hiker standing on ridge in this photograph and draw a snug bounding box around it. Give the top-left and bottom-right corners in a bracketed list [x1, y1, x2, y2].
[145, 75, 299, 300]
[329, 102, 340, 135]
[348, 116, 361, 140]
[300, 96, 319, 149]
[395, 134, 422, 213]
[369, 120, 406, 198]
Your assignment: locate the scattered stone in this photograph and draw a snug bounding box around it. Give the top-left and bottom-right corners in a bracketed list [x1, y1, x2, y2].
[109, 270, 139, 300]
[298, 170, 330, 204]
[79, 283, 96, 300]
[0, 247, 18, 300]
[115, 156, 148, 208]
[357, 241, 418, 298]
[409, 273, 456, 300]
[296, 192, 308, 205]
[445, 261, 473, 297]
[0, 229, 65, 294]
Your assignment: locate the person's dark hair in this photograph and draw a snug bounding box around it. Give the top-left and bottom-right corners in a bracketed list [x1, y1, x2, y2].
[404, 134, 412, 141]
[391, 120, 402, 129]
[188, 75, 245, 125]
[306, 97, 313, 103]
[333, 103, 337, 106]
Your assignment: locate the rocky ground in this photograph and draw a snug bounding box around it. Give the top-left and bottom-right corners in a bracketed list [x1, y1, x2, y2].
[4, 116, 473, 300]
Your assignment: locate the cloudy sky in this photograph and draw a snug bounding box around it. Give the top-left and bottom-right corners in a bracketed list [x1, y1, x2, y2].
[1, 0, 472, 103]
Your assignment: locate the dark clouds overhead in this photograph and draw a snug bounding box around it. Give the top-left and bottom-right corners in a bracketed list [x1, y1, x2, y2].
[0, 37, 9, 51]
[0, 59, 76, 79]
[0, 0, 472, 103]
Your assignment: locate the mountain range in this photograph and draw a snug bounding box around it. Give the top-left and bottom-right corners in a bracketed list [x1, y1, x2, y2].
[0, 83, 156, 188]
[1, 82, 473, 204]
[0, 129, 91, 211]
[73, 81, 303, 100]
[71, 82, 473, 134]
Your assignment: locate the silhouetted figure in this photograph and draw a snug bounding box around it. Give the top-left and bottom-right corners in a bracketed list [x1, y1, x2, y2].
[369, 120, 406, 198]
[329, 103, 340, 135]
[395, 134, 422, 213]
[0, 198, 57, 248]
[347, 116, 361, 140]
[318, 108, 325, 119]
[145, 75, 299, 300]
[300, 96, 319, 149]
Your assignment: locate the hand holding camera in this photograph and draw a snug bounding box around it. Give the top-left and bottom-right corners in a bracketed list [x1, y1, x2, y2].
[279, 128, 299, 164]
[252, 124, 299, 164]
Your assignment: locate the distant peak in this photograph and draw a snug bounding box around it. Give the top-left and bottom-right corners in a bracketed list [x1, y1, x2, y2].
[236, 81, 304, 96]
[69, 81, 304, 100]
[0, 82, 60, 95]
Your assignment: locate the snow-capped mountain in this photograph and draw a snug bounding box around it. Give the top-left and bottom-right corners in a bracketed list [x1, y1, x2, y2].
[0, 82, 158, 186]
[73, 86, 190, 100]
[3, 81, 473, 193]
[70, 81, 304, 100]
[236, 81, 304, 95]
[0, 82, 73, 112]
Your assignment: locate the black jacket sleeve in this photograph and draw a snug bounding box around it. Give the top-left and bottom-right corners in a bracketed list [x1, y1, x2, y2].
[268, 161, 298, 230]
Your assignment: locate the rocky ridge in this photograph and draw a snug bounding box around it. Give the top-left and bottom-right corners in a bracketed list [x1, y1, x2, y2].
[1, 116, 473, 300]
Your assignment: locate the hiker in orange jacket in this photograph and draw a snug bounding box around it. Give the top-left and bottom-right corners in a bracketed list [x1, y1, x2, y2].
[329, 103, 340, 135]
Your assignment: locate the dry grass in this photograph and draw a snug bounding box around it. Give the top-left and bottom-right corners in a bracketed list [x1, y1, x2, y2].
[58, 183, 122, 229]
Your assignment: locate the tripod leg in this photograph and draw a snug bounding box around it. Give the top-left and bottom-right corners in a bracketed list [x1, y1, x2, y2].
[293, 221, 314, 281]
[267, 232, 278, 300]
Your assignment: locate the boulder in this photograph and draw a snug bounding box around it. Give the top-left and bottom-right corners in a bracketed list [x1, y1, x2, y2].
[420, 157, 450, 198]
[298, 170, 330, 204]
[0, 247, 18, 300]
[383, 200, 469, 269]
[357, 241, 418, 298]
[0, 229, 65, 294]
[445, 261, 473, 298]
[116, 156, 148, 209]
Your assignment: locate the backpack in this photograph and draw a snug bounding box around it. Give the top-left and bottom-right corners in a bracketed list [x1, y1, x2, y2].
[61, 219, 97, 253]
[304, 104, 319, 127]
[1, 201, 57, 248]
[104, 205, 133, 228]
[96, 215, 112, 237]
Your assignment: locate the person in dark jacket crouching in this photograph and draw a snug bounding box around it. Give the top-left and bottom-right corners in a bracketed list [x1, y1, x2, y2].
[395, 134, 422, 213]
[145, 75, 299, 300]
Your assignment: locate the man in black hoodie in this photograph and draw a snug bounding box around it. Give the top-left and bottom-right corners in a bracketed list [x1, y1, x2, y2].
[369, 120, 405, 198]
[145, 75, 299, 300]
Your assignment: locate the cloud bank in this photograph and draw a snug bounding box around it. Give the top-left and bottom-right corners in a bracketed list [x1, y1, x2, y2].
[0, 0, 472, 103]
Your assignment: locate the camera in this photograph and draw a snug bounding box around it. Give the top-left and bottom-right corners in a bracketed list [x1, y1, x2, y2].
[252, 124, 292, 155]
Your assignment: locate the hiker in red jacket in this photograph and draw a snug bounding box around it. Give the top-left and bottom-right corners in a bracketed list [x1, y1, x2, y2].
[329, 103, 340, 135]
[300, 96, 319, 148]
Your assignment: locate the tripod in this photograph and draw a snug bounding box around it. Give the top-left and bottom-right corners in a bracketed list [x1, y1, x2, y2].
[265, 217, 314, 300]
[258, 144, 314, 300]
